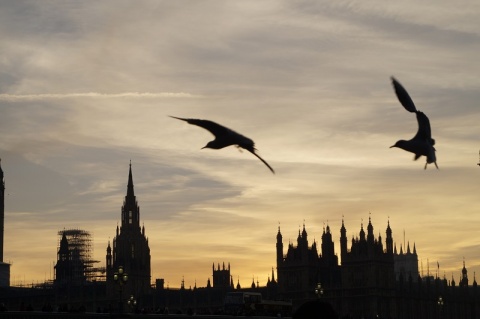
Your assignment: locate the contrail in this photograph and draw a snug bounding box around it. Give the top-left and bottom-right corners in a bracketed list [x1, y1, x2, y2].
[0, 92, 200, 101]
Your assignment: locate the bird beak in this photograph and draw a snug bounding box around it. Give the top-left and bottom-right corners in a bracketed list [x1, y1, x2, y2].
[389, 145, 395, 148]
[201, 146, 207, 149]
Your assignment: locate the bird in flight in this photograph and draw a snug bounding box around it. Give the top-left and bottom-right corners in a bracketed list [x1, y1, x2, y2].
[170, 116, 275, 174]
[389, 77, 438, 169]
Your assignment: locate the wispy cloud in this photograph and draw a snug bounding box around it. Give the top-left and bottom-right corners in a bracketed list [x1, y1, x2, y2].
[2, 0, 480, 288]
[0, 92, 201, 101]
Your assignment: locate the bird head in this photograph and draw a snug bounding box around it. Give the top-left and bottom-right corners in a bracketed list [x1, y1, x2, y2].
[390, 140, 407, 150]
[202, 141, 221, 149]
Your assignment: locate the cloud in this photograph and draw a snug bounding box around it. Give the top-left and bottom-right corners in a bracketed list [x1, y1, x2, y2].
[0, 92, 200, 101]
[1, 0, 480, 287]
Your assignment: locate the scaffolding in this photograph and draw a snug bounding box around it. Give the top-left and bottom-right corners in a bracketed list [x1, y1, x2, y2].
[57, 229, 105, 283]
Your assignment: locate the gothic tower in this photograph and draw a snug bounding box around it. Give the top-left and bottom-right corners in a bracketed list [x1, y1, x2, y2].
[340, 218, 395, 316]
[277, 222, 339, 300]
[460, 260, 469, 287]
[106, 163, 151, 300]
[321, 224, 335, 265]
[319, 223, 341, 288]
[386, 220, 393, 254]
[54, 232, 71, 285]
[276, 226, 284, 295]
[340, 218, 347, 263]
[276, 226, 283, 267]
[0, 159, 10, 287]
[212, 262, 232, 288]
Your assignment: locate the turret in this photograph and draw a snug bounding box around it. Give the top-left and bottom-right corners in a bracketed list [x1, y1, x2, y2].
[340, 218, 347, 263]
[386, 220, 393, 254]
[58, 232, 69, 261]
[276, 226, 283, 265]
[322, 223, 335, 261]
[367, 216, 374, 243]
[106, 241, 112, 268]
[359, 222, 366, 241]
[461, 260, 468, 287]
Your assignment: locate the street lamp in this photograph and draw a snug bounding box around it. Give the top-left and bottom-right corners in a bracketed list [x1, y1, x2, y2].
[315, 283, 324, 298]
[113, 266, 128, 313]
[437, 296, 443, 306]
[437, 296, 444, 319]
[127, 295, 137, 313]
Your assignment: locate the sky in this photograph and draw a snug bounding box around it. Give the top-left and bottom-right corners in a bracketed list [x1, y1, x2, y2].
[1, 0, 480, 289]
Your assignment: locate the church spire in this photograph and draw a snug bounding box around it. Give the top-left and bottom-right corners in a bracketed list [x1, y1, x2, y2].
[127, 160, 134, 199]
[107, 162, 151, 299]
[122, 162, 140, 230]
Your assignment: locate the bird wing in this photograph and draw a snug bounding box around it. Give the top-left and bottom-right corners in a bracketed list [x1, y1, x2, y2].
[171, 115, 274, 173]
[170, 116, 230, 138]
[413, 111, 432, 141]
[391, 76, 417, 113]
[247, 149, 275, 174]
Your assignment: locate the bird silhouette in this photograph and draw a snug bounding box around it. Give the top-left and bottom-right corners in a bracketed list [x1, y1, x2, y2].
[389, 77, 438, 169]
[170, 116, 275, 174]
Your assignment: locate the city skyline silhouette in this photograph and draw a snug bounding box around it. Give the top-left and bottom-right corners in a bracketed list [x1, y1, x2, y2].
[1, 160, 477, 291]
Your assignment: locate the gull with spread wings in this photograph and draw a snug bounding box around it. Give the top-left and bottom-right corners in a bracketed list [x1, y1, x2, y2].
[390, 76, 438, 169]
[170, 116, 275, 174]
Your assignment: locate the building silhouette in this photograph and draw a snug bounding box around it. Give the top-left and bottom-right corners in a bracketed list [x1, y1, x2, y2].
[276, 222, 341, 301]
[0, 159, 10, 287]
[106, 163, 151, 301]
[54, 229, 97, 286]
[339, 216, 396, 316]
[0, 160, 479, 318]
[394, 240, 419, 282]
[212, 262, 233, 288]
[460, 260, 469, 287]
[277, 217, 479, 318]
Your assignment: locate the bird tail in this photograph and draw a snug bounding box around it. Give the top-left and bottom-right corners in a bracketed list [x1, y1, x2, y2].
[249, 150, 275, 174]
